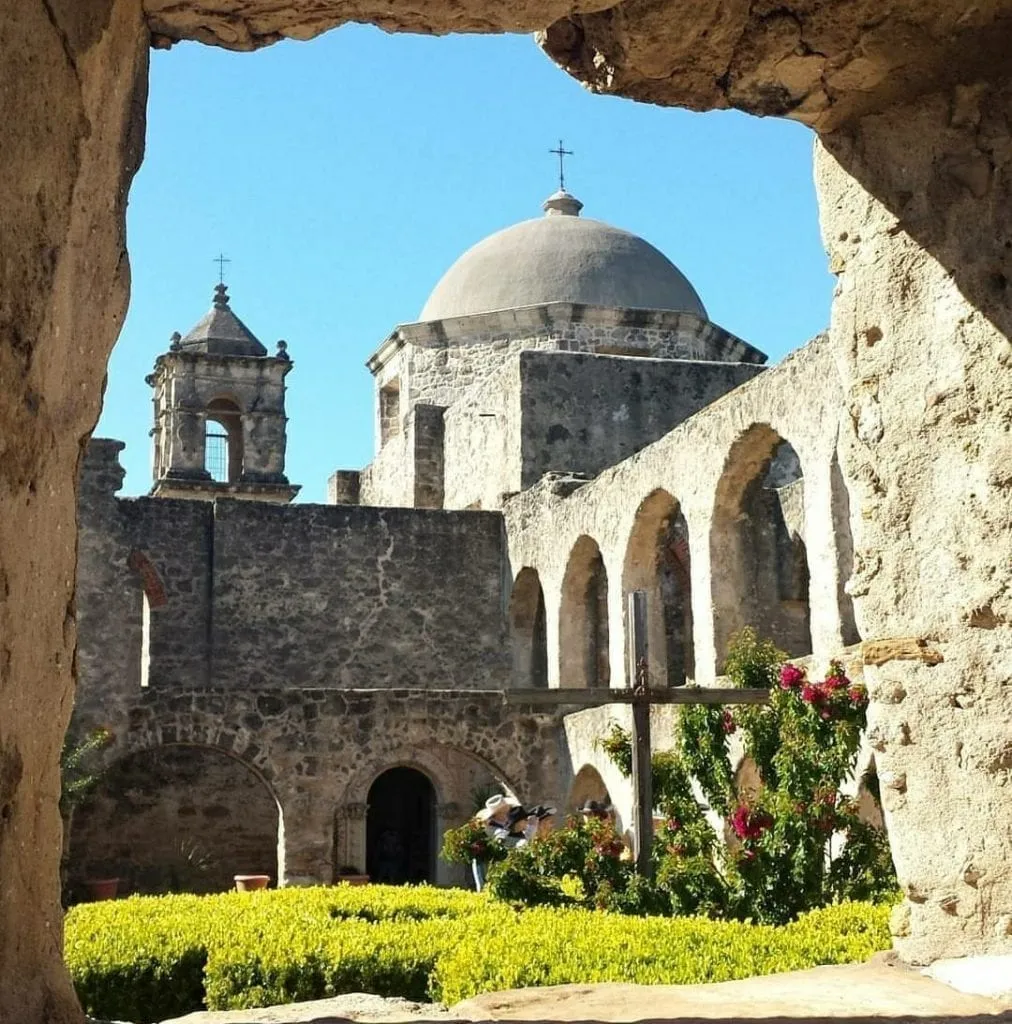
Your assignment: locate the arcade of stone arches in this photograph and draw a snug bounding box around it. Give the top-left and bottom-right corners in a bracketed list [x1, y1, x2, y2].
[69, 419, 868, 895]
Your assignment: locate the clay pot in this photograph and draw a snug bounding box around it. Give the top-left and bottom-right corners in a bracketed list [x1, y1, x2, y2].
[85, 878, 120, 901]
[337, 874, 370, 886]
[234, 874, 270, 892]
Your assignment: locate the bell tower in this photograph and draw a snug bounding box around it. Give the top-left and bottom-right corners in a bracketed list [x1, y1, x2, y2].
[147, 283, 300, 502]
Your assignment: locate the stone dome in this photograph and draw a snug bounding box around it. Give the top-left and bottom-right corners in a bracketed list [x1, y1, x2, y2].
[419, 191, 707, 322]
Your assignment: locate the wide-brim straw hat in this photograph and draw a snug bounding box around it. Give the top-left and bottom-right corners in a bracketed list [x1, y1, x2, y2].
[476, 793, 521, 821]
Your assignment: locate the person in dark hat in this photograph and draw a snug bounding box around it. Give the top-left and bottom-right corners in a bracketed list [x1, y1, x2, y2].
[579, 798, 613, 821]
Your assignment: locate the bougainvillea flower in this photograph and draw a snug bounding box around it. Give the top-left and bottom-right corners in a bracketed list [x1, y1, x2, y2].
[780, 664, 805, 689]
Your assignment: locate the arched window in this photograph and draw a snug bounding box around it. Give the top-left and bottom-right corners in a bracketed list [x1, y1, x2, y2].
[509, 568, 549, 689]
[559, 536, 610, 689]
[204, 398, 243, 484]
[623, 490, 694, 687]
[711, 426, 812, 663]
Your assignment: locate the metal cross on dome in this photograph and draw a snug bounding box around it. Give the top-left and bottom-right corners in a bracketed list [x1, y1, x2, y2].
[549, 139, 574, 191]
[213, 252, 231, 285]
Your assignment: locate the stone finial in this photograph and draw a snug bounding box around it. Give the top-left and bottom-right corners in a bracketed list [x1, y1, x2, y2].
[169, 331, 182, 351]
[542, 189, 583, 217]
[213, 282, 230, 309]
[276, 339, 290, 362]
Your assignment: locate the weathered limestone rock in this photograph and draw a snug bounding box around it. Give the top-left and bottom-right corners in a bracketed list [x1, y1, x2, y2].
[3, 1, 1012, 1023]
[817, 82, 1012, 962]
[140, 1, 1012, 134]
[0, 3, 147, 1023]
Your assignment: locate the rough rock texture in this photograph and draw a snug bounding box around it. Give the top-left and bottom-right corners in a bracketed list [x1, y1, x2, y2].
[142, 2, 1012, 133]
[0, 4, 147, 1024]
[153, 960, 1012, 1023]
[141, 0, 613, 47]
[4, 0, 1012, 1022]
[817, 83, 1012, 963]
[70, 686, 567, 887]
[539, 3, 1012, 131]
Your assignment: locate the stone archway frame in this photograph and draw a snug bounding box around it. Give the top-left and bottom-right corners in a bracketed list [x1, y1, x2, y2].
[621, 488, 694, 688]
[335, 743, 522, 884]
[559, 534, 611, 689]
[509, 566, 550, 689]
[709, 422, 813, 665]
[6, 7, 1012, 1020]
[76, 736, 286, 890]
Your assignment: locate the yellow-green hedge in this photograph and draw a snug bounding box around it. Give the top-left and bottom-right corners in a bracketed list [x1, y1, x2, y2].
[64, 888, 890, 1023]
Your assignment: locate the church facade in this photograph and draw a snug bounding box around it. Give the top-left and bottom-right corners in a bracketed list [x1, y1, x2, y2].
[69, 190, 865, 894]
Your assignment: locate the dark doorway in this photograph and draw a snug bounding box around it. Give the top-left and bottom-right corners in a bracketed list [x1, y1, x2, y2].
[366, 767, 436, 884]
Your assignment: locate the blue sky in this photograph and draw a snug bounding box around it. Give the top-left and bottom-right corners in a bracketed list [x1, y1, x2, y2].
[99, 26, 834, 502]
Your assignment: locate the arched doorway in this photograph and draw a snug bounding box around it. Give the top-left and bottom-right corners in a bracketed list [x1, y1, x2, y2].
[366, 767, 436, 884]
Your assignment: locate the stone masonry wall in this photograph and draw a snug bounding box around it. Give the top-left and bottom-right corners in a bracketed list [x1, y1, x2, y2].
[442, 357, 523, 510]
[69, 745, 280, 895]
[77, 447, 512, 706]
[517, 351, 765, 489]
[70, 687, 569, 889]
[211, 500, 510, 689]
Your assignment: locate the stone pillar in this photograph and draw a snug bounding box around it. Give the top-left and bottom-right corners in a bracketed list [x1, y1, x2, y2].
[0, 5, 147, 1024]
[435, 801, 468, 887]
[409, 403, 446, 509]
[334, 801, 369, 876]
[277, 783, 337, 886]
[328, 470, 362, 506]
[817, 82, 1012, 962]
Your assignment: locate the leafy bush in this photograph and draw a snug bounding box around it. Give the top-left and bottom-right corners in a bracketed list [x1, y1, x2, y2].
[65, 887, 890, 1021]
[603, 628, 898, 923]
[467, 629, 897, 922]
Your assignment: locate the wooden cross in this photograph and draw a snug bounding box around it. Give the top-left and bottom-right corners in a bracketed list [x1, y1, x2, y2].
[549, 139, 574, 191]
[505, 589, 771, 875]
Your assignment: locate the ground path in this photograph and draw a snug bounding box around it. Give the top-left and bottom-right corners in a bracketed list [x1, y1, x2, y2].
[158, 957, 1011, 1024]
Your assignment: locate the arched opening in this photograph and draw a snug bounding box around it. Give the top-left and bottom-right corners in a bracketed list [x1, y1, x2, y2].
[559, 536, 610, 689]
[366, 767, 436, 884]
[567, 764, 611, 814]
[856, 755, 886, 830]
[68, 744, 281, 897]
[831, 451, 862, 646]
[711, 426, 812, 665]
[509, 568, 548, 689]
[204, 397, 243, 483]
[622, 490, 694, 687]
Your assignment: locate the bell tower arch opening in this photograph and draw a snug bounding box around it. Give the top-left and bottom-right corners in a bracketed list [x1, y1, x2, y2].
[204, 397, 243, 484]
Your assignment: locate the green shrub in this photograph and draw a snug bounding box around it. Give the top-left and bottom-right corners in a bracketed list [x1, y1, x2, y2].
[598, 629, 898, 924]
[65, 888, 891, 1021]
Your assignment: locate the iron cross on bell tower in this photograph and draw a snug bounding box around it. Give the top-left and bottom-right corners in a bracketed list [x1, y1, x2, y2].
[549, 139, 574, 191]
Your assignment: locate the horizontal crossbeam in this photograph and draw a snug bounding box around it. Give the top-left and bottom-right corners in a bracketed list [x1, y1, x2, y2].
[503, 687, 771, 707]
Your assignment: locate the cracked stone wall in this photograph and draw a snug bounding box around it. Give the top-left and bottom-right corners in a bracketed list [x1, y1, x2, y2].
[77, 445, 511, 696]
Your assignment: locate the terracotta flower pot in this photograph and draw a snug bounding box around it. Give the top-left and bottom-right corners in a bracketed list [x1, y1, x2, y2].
[337, 874, 370, 886]
[85, 878, 120, 901]
[234, 874, 270, 892]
